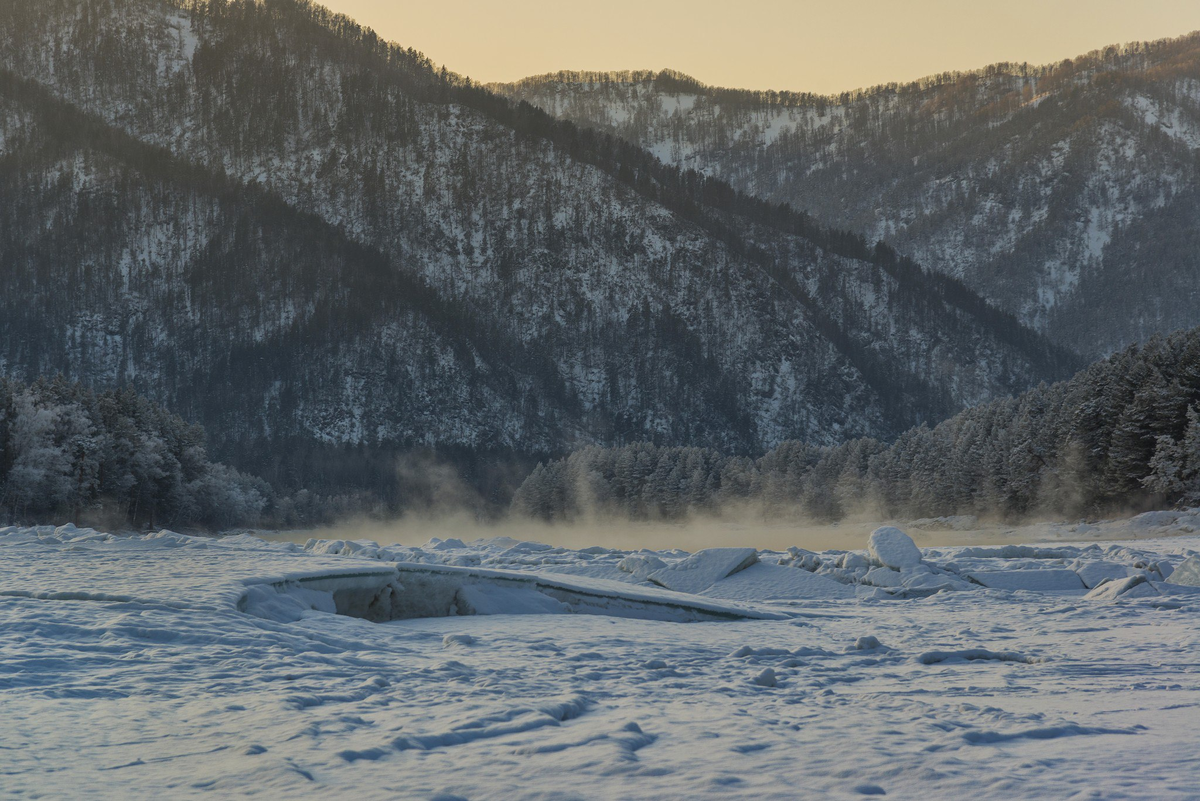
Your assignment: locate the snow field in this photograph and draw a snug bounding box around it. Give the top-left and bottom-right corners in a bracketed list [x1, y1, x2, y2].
[2, 521, 1200, 798]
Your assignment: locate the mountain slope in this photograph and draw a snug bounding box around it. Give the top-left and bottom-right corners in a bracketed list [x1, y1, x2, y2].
[496, 38, 1200, 357]
[0, 0, 1071, 487]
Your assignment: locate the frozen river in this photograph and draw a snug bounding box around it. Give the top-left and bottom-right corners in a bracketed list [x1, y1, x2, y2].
[2, 517, 1199, 798]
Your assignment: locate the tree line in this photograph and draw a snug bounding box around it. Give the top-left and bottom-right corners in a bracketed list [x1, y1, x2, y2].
[0, 376, 274, 528]
[0, 376, 545, 529]
[514, 327, 1200, 522]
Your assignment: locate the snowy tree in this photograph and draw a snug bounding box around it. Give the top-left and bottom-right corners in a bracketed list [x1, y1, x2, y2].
[0, 378, 271, 529]
[1144, 406, 1200, 505]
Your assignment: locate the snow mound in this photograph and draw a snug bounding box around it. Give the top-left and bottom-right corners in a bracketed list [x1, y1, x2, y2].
[852, 635, 886, 651]
[868, 526, 921, 568]
[750, 667, 778, 687]
[917, 649, 1043, 665]
[422, 537, 468, 551]
[240, 583, 338, 623]
[646, 547, 758, 594]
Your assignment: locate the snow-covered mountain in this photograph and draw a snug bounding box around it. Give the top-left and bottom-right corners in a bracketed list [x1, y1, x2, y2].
[495, 37, 1200, 358]
[0, 0, 1071, 487]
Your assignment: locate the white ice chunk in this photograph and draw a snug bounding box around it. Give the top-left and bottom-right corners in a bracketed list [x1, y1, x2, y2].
[782, 547, 823, 571]
[900, 567, 975, 594]
[1085, 575, 1159, 600]
[868, 526, 922, 568]
[864, 566, 904, 588]
[646, 547, 758, 594]
[968, 569, 1085, 592]
[1072, 560, 1140, 589]
[422, 537, 468, 551]
[839, 551, 872, 570]
[617, 552, 668, 581]
[699, 562, 854, 601]
[1167, 555, 1200, 587]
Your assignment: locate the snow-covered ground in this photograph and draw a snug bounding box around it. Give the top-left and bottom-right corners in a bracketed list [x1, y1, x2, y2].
[3, 515, 1200, 799]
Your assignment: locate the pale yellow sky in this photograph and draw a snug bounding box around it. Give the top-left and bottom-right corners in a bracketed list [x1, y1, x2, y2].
[321, 0, 1200, 93]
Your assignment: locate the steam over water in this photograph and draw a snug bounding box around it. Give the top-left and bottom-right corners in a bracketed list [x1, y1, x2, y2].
[252, 514, 1171, 552]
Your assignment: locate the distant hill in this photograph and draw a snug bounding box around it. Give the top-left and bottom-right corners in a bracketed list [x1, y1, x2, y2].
[495, 36, 1200, 358]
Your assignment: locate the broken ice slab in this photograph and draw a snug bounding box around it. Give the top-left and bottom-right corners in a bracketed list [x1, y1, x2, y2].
[245, 561, 788, 624]
[645, 547, 759, 594]
[967, 569, 1086, 592]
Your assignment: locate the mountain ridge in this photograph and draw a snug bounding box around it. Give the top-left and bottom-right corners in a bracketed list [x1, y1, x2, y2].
[495, 32, 1200, 358]
[0, 0, 1074, 500]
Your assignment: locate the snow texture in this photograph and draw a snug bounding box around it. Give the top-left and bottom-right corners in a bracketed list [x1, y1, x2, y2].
[4, 518, 1200, 798]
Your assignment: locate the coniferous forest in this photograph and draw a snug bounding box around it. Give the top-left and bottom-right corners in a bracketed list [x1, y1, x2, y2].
[514, 328, 1200, 523]
[0, 377, 269, 528]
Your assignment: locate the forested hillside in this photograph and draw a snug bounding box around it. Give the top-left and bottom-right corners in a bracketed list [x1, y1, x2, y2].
[497, 38, 1200, 357]
[514, 326, 1200, 522]
[0, 377, 269, 528]
[0, 0, 1072, 501]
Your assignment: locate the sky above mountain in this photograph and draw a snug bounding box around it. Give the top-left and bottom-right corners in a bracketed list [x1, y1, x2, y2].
[319, 0, 1200, 93]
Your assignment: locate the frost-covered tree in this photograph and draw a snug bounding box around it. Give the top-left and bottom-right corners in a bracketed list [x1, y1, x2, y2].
[1144, 406, 1200, 505]
[0, 378, 270, 528]
[514, 326, 1200, 522]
